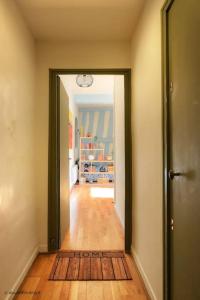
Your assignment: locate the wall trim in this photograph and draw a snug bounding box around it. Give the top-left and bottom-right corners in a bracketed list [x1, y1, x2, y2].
[48, 68, 132, 253]
[5, 246, 39, 300]
[131, 245, 157, 300]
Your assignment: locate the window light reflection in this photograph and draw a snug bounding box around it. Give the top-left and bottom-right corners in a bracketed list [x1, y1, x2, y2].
[90, 187, 114, 199]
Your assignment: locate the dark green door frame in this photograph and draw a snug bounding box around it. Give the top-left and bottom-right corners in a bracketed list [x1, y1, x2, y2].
[162, 1, 174, 299]
[48, 69, 132, 253]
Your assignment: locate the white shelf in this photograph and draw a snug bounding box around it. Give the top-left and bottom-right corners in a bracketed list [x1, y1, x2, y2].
[79, 136, 114, 181]
[80, 172, 114, 174]
[80, 160, 114, 163]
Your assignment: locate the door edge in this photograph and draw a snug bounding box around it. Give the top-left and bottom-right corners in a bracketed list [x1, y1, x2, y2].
[161, 1, 174, 300]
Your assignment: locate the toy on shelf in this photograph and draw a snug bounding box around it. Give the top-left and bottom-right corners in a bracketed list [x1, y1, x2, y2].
[79, 136, 114, 184]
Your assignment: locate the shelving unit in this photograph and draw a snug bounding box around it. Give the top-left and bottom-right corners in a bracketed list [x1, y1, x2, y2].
[79, 136, 114, 184]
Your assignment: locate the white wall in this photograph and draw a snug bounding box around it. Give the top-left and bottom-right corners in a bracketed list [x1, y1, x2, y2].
[60, 76, 79, 189]
[114, 76, 125, 227]
[68, 95, 79, 189]
[0, 0, 38, 298]
[35, 41, 131, 249]
[69, 97, 79, 163]
[131, 0, 164, 299]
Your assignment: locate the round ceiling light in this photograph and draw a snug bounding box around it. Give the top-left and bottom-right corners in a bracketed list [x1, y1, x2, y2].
[76, 74, 94, 88]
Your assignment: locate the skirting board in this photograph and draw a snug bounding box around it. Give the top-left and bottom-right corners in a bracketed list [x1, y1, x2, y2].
[5, 246, 39, 300]
[131, 246, 157, 300]
[39, 244, 48, 253]
[114, 205, 125, 229]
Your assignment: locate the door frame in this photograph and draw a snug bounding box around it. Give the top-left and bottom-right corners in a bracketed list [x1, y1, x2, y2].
[162, 1, 174, 299]
[48, 69, 132, 253]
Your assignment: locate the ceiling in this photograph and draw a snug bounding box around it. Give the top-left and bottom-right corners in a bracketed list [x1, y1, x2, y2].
[16, 0, 145, 41]
[60, 75, 114, 105]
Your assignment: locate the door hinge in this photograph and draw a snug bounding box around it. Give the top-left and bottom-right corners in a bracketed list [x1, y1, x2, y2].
[170, 218, 174, 231]
[170, 82, 174, 93]
[50, 237, 56, 248]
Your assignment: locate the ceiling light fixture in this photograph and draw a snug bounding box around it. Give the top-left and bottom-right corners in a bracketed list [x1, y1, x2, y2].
[76, 74, 94, 87]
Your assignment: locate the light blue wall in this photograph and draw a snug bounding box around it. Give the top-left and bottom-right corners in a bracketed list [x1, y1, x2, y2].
[79, 106, 113, 155]
[74, 94, 113, 105]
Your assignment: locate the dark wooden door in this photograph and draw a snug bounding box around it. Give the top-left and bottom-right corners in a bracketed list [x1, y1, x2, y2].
[168, 0, 200, 299]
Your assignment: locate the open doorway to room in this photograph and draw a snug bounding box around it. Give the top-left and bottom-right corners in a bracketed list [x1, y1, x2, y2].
[59, 74, 125, 250]
[48, 69, 132, 253]
[62, 75, 115, 189]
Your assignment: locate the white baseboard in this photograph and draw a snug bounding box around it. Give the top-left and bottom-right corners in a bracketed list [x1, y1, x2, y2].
[131, 245, 157, 300]
[5, 246, 39, 300]
[38, 244, 48, 253]
[114, 204, 125, 229]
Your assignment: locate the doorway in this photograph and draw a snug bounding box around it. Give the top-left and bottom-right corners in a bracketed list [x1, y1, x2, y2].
[60, 74, 123, 250]
[48, 69, 132, 253]
[163, 1, 200, 299]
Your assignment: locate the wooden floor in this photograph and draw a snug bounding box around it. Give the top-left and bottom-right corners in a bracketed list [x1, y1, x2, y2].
[62, 184, 124, 250]
[15, 184, 149, 299]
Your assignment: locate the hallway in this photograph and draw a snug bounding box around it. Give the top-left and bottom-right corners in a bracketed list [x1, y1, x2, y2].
[14, 185, 149, 300]
[1, 0, 168, 299]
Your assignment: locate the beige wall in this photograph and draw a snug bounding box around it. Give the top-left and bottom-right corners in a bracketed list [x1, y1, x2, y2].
[0, 0, 38, 298]
[36, 41, 131, 249]
[131, 0, 164, 299]
[114, 76, 125, 227]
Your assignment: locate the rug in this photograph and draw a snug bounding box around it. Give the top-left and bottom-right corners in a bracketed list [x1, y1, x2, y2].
[49, 250, 132, 281]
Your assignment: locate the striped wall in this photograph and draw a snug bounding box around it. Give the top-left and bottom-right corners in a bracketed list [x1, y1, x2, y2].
[79, 107, 113, 155]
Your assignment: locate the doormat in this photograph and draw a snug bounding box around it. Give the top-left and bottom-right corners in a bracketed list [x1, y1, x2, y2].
[49, 250, 132, 281]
